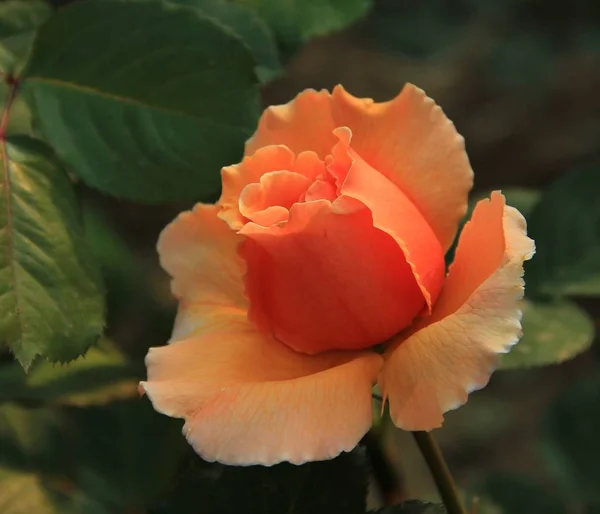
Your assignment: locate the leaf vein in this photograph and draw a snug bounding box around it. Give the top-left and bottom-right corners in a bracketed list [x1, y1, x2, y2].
[26, 77, 251, 133]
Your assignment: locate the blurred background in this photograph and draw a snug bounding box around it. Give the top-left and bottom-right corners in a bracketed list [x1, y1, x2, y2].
[2, 0, 600, 512]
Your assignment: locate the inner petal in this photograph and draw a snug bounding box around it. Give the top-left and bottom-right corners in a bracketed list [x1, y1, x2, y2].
[240, 199, 427, 354]
[239, 170, 312, 226]
[330, 127, 446, 312]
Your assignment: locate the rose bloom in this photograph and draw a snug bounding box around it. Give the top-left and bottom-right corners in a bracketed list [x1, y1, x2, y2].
[140, 85, 534, 466]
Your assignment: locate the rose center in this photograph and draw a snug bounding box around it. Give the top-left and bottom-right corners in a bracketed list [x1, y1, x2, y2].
[238, 170, 312, 226]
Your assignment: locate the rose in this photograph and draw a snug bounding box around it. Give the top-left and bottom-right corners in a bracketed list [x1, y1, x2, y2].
[140, 84, 534, 466]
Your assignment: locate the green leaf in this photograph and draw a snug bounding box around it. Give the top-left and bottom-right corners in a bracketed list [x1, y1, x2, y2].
[0, 339, 141, 406]
[82, 201, 176, 349]
[0, 81, 35, 136]
[0, 468, 61, 514]
[0, 0, 52, 75]
[22, 0, 260, 203]
[542, 370, 600, 503]
[0, 136, 105, 369]
[0, 0, 51, 138]
[0, 400, 184, 511]
[499, 298, 594, 369]
[0, 403, 65, 472]
[159, 447, 368, 514]
[171, 0, 282, 82]
[0, 467, 113, 514]
[68, 399, 186, 507]
[237, 0, 371, 53]
[525, 165, 600, 297]
[369, 501, 446, 514]
[502, 187, 541, 219]
[474, 474, 567, 514]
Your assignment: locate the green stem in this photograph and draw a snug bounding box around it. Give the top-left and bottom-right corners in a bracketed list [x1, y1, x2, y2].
[412, 431, 467, 514]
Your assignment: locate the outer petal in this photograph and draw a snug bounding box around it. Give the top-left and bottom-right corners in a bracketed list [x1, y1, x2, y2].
[245, 89, 337, 159]
[145, 203, 382, 465]
[378, 192, 535, 430]
[330, 84, 473, 252]
[246, 85, 473, 252]
[240, 198, 425, 354]
[157, 203, 247, 314]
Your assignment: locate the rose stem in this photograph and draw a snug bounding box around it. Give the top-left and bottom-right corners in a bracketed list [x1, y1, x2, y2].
[412, 431, 467, 514]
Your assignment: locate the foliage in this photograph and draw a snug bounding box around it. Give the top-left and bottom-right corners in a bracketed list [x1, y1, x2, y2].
[453, 186, 598, 370]
[0, 137, 104, 369]
[0, 339, 140, 406]
[238, 0, 371, 55]
[498, 298, 594, 369]
[22, 0, 260, 203]
[369, 502, 446, 514]
[542, 370, 600, 504]
[155, 448, 368, 513]
[525, 165, 600, 298]
[474, 473, 567, 514]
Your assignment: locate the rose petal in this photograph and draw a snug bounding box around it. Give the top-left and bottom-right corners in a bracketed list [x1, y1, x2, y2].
[220, 147, 326, 230]
[378, 192, 535, 430]
[246, 89, 337, 160]
[330, 127, 445, 311]
[157, 203, 247, 316]
[219, 146, 296, 230]
[240, 198, 425, 354]
[330, 84, 473, 252]
[147, 203, 382, 465]
[141, 315, 382, 466]
[239, 170, 312, 226]
[303, 179, 337, 202]
[245, 85, 473, 252]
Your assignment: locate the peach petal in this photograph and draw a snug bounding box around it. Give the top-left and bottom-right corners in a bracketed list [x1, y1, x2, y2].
[220, 147, 326, 230]
[330, 84, 473, 252]
[293, 150, 328, 182]
[150, 202, 383, 465]
[330, 128, 445, 311]
[246, 89, 337, 159]
[141, 308, 382, 466]
[239, 170, 312, 226]
[219, 146, 295, 230]
[239, 199, 425, 354]
[378, 192, 535, 430]
[303, 179, 337, 202]
[157, 203, 247, 313]
[245, 86, 473, 252]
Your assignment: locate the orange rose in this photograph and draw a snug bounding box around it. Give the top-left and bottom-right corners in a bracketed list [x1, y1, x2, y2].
[140, 85, 534, 466]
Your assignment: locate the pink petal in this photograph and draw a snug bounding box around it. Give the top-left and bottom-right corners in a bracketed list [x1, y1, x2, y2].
[379, 192, 535, 430]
